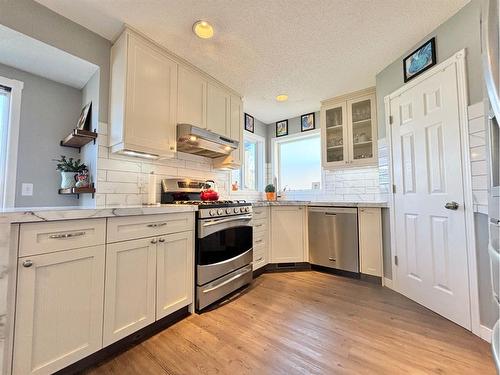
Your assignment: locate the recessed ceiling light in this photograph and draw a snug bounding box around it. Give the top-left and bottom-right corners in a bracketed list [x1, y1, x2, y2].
[193, 20, 214, 39]
[276, 94, 288, 102]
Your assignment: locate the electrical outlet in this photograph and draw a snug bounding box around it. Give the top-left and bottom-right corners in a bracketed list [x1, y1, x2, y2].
[21, 183, 33, 196]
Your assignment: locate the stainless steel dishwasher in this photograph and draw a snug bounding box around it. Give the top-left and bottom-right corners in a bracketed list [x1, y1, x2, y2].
[308, 206, 359, 274]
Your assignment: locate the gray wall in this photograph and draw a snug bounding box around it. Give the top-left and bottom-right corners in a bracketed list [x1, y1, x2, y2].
[0, 0, 111, 123]
[376, 1, 482, 138]
[0, 63, 83, 207]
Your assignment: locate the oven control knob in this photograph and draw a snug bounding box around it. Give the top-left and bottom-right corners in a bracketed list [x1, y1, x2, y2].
[209, 209, 216, 217]
[242, 207, 248, 212]
[217, 208, 224, 215]
[226, 208, 232, 214]
[234, 207, 240, 213]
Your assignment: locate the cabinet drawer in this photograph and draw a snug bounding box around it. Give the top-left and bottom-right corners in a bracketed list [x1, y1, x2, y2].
[252, 218, 268, 233]
[19, 219, 106, 257]
[107, 213, 194, 243]
[253, 231, 267, 247]
[252, 207, 269, 220]
[253, 245, 266, 270]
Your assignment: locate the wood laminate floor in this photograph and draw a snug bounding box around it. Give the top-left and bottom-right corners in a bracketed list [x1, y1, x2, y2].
[85, 271, 495, 375]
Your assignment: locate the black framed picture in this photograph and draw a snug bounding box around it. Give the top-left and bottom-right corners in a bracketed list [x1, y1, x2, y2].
[403, 37, 436, 82]
[276, 120, 288, 137]
[244, 113, 254, 133]
[301, 112, 315, 132]
[76, 102, 92, 130]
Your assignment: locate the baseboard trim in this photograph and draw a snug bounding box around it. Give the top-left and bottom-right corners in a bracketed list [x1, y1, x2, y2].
[383, 277, 394, 290]
[480, 324, 493, 343]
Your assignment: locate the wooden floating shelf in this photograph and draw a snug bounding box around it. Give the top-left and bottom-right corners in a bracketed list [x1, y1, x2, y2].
[58, 184, 95, 199]
[60, 129, 98, 152]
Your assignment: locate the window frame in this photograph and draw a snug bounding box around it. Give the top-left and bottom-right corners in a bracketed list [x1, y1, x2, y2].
[0, 76, 23, 209]
[271, 129, 322, 191]
[234, 132, 265, 192]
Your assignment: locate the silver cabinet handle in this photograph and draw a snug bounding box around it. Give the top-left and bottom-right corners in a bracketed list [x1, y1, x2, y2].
[203, 270, 249, 293]
[255, 257, 263, 262]
[158, 238, 165, 243]
[22, 260, 33, 268]
[255, 239, 263, 244]
[328, 257, 336, 262]
[151, 239, 158, 244]
[147, 223, 167, 228]
[254, 224, 263, 228]
[325, 213, 336, 216]
[444, 201, 459, 210]
[49, 231, 86, 239]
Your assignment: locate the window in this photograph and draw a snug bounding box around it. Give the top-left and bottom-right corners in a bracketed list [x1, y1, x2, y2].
[231, 133, 265, 191]
[274, 132, 321, 190]
[0, 77, 23, 208]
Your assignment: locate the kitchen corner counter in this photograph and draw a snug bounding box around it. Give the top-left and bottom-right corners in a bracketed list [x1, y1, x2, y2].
[0, 204, 198, 224]
[251, 200, 388, 208]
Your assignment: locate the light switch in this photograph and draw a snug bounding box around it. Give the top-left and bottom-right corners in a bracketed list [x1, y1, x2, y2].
[21, 183, 33, 196]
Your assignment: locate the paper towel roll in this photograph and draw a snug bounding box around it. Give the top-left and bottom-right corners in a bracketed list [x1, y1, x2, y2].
[147, 173, 156, 205]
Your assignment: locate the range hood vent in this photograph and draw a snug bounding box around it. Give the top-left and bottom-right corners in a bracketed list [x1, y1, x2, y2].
[176, 124, 238, 158]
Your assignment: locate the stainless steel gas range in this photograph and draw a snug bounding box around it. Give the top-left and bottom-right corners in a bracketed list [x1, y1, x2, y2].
[161, 179, 253, 311]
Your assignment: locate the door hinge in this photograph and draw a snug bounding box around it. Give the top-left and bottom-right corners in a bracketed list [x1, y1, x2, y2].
[394, 255, 399, 266]
[392, 184, 396, 194]
[389, 115, 393, 125]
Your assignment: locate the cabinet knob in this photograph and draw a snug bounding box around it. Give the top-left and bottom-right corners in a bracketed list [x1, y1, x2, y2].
[170, 146, 175, 151]
[159, 238, 165, 243]
[151, 239, 158, 244]
[22, 260, 33, 268]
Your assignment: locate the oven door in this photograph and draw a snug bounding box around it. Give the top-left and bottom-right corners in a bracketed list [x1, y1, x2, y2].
[197, 214, 253, 286]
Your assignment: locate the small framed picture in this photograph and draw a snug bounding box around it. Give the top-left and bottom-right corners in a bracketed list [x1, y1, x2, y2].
[76, 102, 92, 130]
[276, 120, 288, 137]
[301, 112, 315, 132]
[403, 37, 436, 82]
[244, 113, 254, 133]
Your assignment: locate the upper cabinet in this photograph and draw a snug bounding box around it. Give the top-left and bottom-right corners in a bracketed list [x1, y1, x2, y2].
[110, 31, 178, 158]
[177, 66, 207, 129]
[207, 83, 230, 136]
[321, 88, 377, 169]
[109, 29, 242, 160]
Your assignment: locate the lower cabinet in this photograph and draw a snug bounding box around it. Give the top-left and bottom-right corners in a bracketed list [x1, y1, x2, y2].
[156, 231, 194, 319]
[358, 207, 383, 277]
[13, 246, 105, 375]
[270, 206, 307, 263]
[103, 238, 157, 346]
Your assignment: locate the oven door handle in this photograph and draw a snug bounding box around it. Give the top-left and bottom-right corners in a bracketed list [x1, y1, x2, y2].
[202, 267, 250, 293]
[202, 215, 253, 227]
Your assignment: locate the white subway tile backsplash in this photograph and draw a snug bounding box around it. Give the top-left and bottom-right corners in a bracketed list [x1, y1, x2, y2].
[99, 157, 141, 173]
[469, 131, 486, 148]
[99, 181, 140, 194]
[470, 146, 486, 162]
[471, 160, 488, 176]
[107, 170, 139, 183]
[468, 116, 486, 134]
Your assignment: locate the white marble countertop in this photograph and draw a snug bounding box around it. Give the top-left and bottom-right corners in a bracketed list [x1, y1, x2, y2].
[0, 204, 198, 224]
[251, 200, 388, 208]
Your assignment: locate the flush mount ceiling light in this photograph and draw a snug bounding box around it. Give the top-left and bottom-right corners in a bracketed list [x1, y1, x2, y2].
[276, 94, 288, 102]
[193, 20, 214, 39]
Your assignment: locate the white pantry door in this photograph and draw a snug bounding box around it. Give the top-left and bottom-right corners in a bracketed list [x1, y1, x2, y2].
[390, 61, 471, 329]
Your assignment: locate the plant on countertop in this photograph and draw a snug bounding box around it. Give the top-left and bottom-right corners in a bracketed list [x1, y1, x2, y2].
[265, 184, 276, 193]
[265, 184, 276, 201]
[53, 155, 87, 172]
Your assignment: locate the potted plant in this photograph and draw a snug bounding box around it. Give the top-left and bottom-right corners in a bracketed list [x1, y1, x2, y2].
[54, 155, 87, 189]
[265, 184, 276, 201]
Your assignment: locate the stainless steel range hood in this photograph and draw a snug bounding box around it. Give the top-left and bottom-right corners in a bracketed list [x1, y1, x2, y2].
[177, 124, 239, 158]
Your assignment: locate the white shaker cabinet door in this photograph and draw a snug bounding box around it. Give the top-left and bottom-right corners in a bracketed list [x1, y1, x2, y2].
[207, 82, 230, 136]
[358, 207, 383, 277]
[103, 238, 157, 346]
[13, 246, 105, 375]
[156, 231, 194, 319]
[271, 206, 306, 263]
[177, 65, 207, 129]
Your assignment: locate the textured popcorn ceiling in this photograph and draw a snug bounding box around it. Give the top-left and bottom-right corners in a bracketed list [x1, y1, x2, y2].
[35, 0, 469, 123]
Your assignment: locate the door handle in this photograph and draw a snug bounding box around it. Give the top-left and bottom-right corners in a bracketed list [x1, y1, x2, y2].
[444, 201, 459, 210]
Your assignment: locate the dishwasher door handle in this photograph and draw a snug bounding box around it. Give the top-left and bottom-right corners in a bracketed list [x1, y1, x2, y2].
[325, 213, 336, 216]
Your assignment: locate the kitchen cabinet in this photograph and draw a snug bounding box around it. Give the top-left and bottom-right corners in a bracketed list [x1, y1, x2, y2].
[358, 207, 383, 277]
[156, 231, 194, 319]
[213, 95, 243, 169]
[110, 30, 178, 158]
[103, 237, 157, 346]
[207, 82, 230, 136]
[270, 206, 307, 263]
[252, 207, 270, 270]
[13, 246, 105, 375]
[177, 65, 207, 129]
[321, 88, 377, 168]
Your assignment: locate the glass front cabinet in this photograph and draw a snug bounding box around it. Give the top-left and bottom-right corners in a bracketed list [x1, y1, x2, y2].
[320, 88, 377, 168]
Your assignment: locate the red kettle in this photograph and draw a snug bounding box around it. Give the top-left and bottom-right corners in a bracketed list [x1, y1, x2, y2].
[200, 180, 219, 201]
